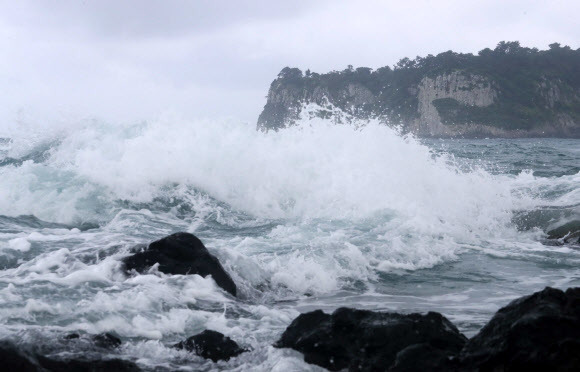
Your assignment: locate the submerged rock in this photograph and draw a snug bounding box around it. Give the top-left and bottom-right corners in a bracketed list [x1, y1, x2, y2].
[175, 330, 246, 362]
[274, 307, 467, 371]
[122, 232, 237, 296]
[459, 286, 580, 371]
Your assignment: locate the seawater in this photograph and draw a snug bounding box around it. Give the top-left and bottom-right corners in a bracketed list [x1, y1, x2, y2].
[0, 116, 579, 371]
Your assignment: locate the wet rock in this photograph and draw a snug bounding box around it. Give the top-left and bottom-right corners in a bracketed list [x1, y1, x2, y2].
[274, 307, 467, 371]
[547, 220, 580, 244]
[123, 232, 237, 296]
[0, 341, 39, 372]
[64, 333, 81, 340]
[391, 343, 460, 372]
[93, 333, 122, 349]
[175, 330, 246, 362]
[459, 286, 580, 371]
[63, 332, 122, 349]
[0, 340, 140, 372]
[37, 356, 140, 372]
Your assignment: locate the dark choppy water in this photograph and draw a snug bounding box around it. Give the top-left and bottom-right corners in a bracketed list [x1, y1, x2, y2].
[0, 119, 579, 370]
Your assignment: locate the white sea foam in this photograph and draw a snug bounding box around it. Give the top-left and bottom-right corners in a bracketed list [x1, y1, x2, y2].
[0, 115, 571, 282]
[8, 237, 31, 252]
[1, 115, 522, 230]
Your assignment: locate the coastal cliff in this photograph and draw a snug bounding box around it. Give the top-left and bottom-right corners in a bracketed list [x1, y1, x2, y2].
[258, 42, 580, 138]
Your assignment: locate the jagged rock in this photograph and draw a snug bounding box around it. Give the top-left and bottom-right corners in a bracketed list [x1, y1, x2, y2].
[122, 232, 237, 296]
[459, 286, 580, 371]
[274, 307, 467, 371]
[174, 330, 246, 362]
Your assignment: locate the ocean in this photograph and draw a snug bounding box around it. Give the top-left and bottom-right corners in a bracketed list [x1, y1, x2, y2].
[0, 116, 579, 370]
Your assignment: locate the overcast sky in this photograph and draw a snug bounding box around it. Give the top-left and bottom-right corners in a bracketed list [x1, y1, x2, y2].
[0, 0, 578, 125]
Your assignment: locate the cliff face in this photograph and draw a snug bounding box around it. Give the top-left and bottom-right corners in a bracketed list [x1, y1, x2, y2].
[411, 72, 498, 136]
[257, 42, 580, 138]
[257, 73, 378, 131]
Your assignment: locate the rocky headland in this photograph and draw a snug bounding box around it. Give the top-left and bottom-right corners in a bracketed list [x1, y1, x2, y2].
[258, 41, 580, 138]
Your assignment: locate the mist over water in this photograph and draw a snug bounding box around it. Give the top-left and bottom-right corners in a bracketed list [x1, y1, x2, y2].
[0, 115, 579, 370]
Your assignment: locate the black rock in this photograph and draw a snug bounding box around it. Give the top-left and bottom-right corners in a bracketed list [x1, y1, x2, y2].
[174, 330, 246, 362]
[459, 286, 580, 371]
[0, 340, 140, 372]
[0, 341, 39, 372]
[274, 307, 467, 371]
[122, 232, 237, 296]
[63, 332, 122, 349]
[37, 356, 140, 372]
[92, 333, 122, 349]
[391, 343, 460, 372]
[547, 220, 580, 244]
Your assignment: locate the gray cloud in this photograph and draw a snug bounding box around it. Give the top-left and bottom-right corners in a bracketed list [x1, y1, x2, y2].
[5, 0, 323, 39]
[0, 0, 578, 127]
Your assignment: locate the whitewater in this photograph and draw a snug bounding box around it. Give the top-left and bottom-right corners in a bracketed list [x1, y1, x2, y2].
[0, 115, 579, 370]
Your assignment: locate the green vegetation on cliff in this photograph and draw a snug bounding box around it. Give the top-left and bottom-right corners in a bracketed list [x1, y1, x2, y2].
[258, 41, 580, 137]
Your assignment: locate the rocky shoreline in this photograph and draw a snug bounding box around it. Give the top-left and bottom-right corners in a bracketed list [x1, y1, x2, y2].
[2, 232, 579, 371]
[275, 287, 580, 371]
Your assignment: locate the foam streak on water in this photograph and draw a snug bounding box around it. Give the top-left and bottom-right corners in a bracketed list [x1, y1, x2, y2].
[0, 116, 579, 370]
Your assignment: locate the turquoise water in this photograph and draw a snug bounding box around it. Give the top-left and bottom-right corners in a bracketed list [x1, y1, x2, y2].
[0, 119, 578, 370]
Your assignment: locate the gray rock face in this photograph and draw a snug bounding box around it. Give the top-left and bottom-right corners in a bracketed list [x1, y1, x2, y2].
[412, 72, 498, 136]
[346, 83, 377, 106]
